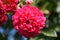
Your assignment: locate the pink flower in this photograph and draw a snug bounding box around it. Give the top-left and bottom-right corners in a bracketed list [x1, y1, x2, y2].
[12, 5, 46, 38]
[1, 0, 19, 12]
[25, 0, 33, 4]
[0, 0, 7, 26]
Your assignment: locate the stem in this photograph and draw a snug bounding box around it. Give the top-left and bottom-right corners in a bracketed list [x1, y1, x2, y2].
[27, 38, 30, 40]
[42, 2, 49, 10]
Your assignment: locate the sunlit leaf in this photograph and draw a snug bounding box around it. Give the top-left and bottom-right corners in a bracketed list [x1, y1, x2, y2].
[41, 29, 57, 37]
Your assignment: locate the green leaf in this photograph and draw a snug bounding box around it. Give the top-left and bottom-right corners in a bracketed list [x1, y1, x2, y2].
[38, 38, 45, 40]
[30, 37, 37, 40]
[41, 29, 57, 37]
[55, 25, 60, 32]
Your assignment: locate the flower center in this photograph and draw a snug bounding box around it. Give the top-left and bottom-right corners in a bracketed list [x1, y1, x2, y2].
[26, 20, 30, 24]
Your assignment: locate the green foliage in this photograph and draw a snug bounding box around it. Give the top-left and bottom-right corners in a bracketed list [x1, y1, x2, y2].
[41, 29, 57, 37]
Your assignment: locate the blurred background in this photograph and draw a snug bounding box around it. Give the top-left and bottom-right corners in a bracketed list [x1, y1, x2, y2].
[0, 0, 60, 40]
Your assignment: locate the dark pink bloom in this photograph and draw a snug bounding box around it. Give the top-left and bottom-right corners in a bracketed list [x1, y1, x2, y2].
[12, 5, 46, 38]
[0, 0, 7, 26]
[1, 0, 19, 12]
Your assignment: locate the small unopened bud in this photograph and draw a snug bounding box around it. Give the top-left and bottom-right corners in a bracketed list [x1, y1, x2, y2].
[25, 0, 33, 4]
[43, 10, 50, 15]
